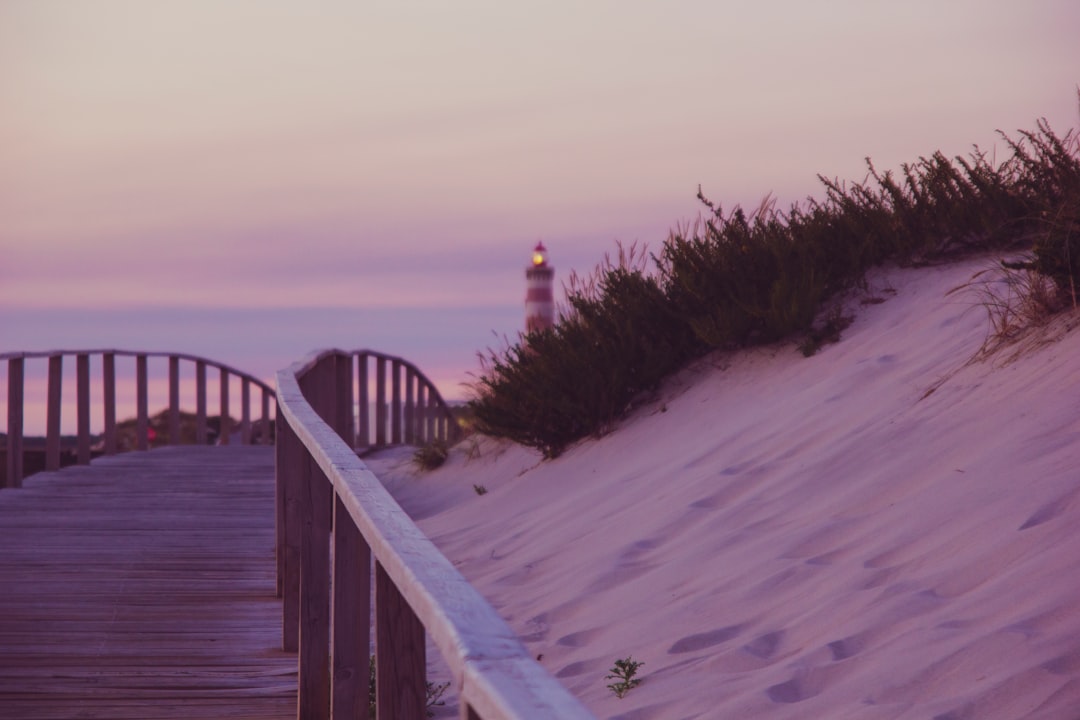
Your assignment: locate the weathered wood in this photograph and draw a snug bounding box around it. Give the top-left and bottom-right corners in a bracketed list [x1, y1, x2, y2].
[280, 421, 302, 653]
[332, 495, 371, 720]
[391, 361, 402, 445]
[277, 358, 595, 720]
[375, 356, 387, 447]
[103, 353, 117, 455]
[375, 561, 425, 720]
[357, 354, 369, 448]
[45, 355, 62, 472]
[136, 354, 149, 451]
[6, 357, 24, 488]
[404, 368, 416, 445]
[169, 355, 181, 444]
[334, 353, 354, 446]
[76, 353, 91, 464]
[298, 454, 332, 719]
[415, 383, 427, 444]
[242, 379, 252, 444]
[262, 387, 272, 445]
[426, 387, 437, 443]
[0, 446, 297, 719]
[196, 360, 208, 445]
[220, 368, 231, 446]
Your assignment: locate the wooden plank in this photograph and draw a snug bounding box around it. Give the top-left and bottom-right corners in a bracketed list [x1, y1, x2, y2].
[76, 353, 90, 464]
[332, 496, 371, 720]
[391, 361, 402, 445]
[136, 354, 149, 451]
[404, 368, 415, 445]
[375, 356, 387, 447]
[261, 388, 272, 446]
[241, 380, 251, 445]
[375, 561, 425, 720]
[426, 385, 437, 443]
[196, 360, 208, 445]
[45, 355, 62, 472]
[298, 454, 332, 719]
[415, 384, 427, 444]
[280, 423, 302, 653]
[103, 353, 117, 455]
[357, 355, 369, 448]
[0, 446, 297, 719]
[220, 368, 231, 446]
[334, 354, 353, 447]
[169, 355, 181, 445]
[6, 357, 24, 488]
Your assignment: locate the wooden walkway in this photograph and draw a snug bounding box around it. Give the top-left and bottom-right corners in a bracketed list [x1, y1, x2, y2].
[0, 446, 296, 720]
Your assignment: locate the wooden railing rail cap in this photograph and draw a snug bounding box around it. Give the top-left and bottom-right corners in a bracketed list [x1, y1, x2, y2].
[277, 363, 593, 717]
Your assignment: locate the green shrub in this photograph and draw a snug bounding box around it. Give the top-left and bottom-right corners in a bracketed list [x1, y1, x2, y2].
[469, 118, 1080, 457]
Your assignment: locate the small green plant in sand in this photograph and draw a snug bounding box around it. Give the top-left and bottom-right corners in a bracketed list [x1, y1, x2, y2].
[606, 656, 645, 699]
[412, 440, 448, 471]
[472, 484, 488, 496]
[367, 655, 449, 718]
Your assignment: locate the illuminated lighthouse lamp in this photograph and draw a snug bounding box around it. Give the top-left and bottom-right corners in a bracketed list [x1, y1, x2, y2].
[525, 242, 555, 333]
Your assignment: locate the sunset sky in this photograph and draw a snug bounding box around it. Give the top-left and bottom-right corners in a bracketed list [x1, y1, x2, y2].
[2, 1, 1079, 427]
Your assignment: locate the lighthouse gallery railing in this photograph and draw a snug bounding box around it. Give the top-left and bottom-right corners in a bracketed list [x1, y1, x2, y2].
[276, 349, 593, 719]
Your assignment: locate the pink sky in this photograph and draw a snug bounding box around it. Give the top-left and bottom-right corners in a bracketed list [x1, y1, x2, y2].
[3, 1, 1079, 405]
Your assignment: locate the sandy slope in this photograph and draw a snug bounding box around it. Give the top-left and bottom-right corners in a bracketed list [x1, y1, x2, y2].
[369, 256, 1080, 719]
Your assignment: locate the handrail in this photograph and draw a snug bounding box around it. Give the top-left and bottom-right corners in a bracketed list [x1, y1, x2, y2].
[276, 349, 593, 719]
[3, 349, 274, 488]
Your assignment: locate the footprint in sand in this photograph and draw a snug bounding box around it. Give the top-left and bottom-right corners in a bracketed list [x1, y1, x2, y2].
[743, 630, 784, 659]
[827, 634, 864, 661]
[668, 624, 743, 654]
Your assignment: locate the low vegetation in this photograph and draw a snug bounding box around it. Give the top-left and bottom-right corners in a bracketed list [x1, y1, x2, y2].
[605, 656, 645, 699]
[470, 117, 1080, 458]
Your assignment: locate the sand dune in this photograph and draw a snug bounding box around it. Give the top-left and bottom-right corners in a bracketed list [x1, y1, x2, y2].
[369, 255, 1080, 719]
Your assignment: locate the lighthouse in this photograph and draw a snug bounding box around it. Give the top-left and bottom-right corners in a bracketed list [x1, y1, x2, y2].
[525, 242, 555, 333]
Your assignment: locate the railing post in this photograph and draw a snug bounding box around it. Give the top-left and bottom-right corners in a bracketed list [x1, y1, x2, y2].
[103, 351, 118, 453]
[261, 387, 272, 445]
[76, 353, 91, 464]
[279, 419, 302, 651]
[220, 368, 231, 445]
[168, 356, 181, 445]
[391, 361, 402, 445]
[46, 355, 62, 472]
[415, 383, 427, 444]
[241, 379, 252, 444]
[375, 561, 426, 720]
[375, 356, 387, 447]
[332, 495, 371, 720]
[404, 368, 415, 445]
[195, 360, 207, 445]
[426, 385, 437, 443]
[6, 357, 24, 488]
[357, 354, 369, 449]
[136, 354, 149, 451]
[334, 353, 354, 446]
[299, 453, 332, 719]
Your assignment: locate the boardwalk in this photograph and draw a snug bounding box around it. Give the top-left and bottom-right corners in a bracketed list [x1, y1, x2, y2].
[0, 446, 296, 720]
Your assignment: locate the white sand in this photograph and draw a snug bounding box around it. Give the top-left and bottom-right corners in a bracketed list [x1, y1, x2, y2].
[368, 256, 1080, 719]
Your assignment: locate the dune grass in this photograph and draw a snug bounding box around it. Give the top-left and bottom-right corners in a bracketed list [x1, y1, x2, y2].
[469, 118, 1080, 458]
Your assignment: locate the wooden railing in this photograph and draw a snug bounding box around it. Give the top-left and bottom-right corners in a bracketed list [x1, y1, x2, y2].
[276, 349, 593, 719]
[2, 350, 274, 489]
[353, 349, 461, 450]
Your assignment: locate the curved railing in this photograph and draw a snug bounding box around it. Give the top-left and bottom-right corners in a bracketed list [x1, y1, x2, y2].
[352, 349, 461, 450]
[2, 349, 274, 489]
[276, 349, 593, 719]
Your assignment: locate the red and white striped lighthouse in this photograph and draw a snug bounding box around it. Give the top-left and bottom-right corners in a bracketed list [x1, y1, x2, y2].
[525, 242, 555, 333]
